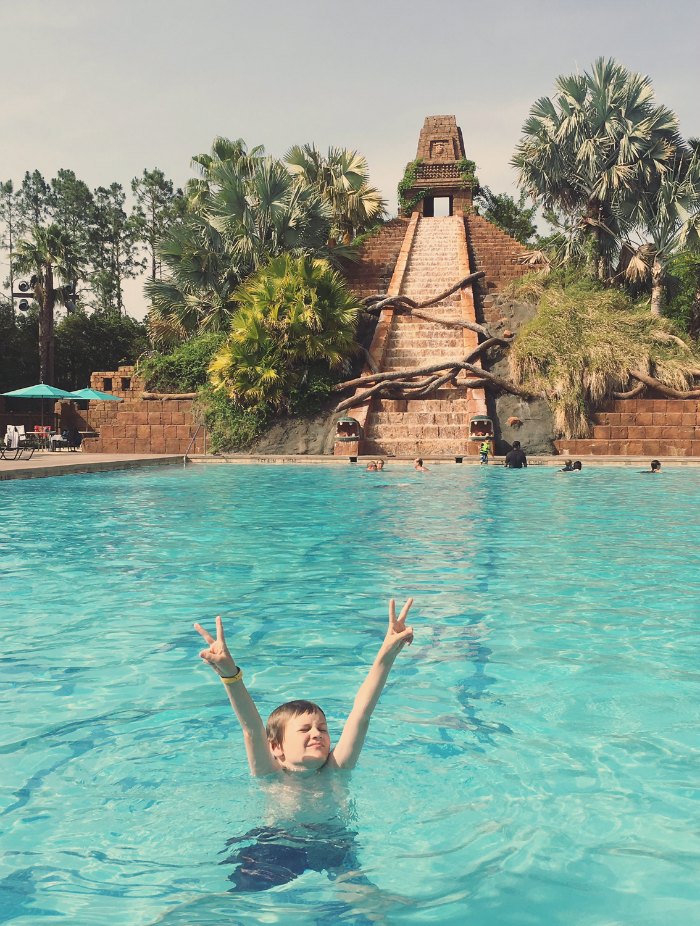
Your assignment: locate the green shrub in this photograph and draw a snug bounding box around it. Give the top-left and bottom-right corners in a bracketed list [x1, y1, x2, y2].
[209, 254, 360, 409]
[287, 365, 337, 416]
[196, 385, 270, 451]
[665, 251, 700, 336]
[138, 332, 226, 392]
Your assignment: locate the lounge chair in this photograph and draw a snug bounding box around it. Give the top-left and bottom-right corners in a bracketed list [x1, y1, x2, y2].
[2, 426, 23, 460]
[1, 427, 21, 460]
[1, 426, 35, 460]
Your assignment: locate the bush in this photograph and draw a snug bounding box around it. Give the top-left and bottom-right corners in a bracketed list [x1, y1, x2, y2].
[665, 251, 700, 337]
[138, 332, 226, 392]
[196, 385, 270, 451]
[287, 365, 337, 416]
[209, 254, 360, 409]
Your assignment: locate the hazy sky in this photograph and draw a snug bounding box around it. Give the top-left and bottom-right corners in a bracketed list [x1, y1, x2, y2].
[3, 0, 699, 318]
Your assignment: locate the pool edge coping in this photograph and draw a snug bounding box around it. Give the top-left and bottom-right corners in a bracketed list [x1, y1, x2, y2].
[3, 452, 700, 480]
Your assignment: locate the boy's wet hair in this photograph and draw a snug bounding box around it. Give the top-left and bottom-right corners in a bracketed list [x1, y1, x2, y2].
[266, 700, 327, 745]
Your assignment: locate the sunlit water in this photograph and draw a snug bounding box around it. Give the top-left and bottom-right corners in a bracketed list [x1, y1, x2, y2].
[1, 463, 699, 925]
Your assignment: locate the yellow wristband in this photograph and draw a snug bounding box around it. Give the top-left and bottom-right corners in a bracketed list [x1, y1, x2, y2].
[220, 668, 243, 685]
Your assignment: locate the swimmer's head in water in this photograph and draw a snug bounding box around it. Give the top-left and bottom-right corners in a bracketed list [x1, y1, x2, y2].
[651, 459, 661, 471]
[267, 700, 331, 771]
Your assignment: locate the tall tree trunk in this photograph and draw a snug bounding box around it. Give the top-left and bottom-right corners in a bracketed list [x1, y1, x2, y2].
[650, 256, 665, 317]
[150, 200, 157, 280]
[8, 226, 15, 327]
[38, 265, 56, 383]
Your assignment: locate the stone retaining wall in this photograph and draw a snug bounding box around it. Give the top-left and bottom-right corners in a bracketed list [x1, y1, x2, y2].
[58, 365, 206, 454]
[555, 397, 700, 457]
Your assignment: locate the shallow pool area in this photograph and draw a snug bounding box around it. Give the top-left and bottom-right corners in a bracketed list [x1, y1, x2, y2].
[1, 463, 699, 925]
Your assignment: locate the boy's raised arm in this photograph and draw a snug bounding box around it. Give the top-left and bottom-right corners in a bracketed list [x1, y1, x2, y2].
[194, 616, 279, 777]
[331, 598, 414, 770]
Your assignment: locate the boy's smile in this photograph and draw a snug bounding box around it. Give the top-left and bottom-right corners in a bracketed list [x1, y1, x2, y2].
[272, 711, 331, 772]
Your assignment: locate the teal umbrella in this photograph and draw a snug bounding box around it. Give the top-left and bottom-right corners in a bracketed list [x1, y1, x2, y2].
[69, 388, 123, 402]
[3, 383, 75, 399]
[2, 382, 75, 427]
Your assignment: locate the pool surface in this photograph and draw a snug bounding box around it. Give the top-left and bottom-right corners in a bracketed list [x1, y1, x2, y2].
[1, 464, 699, 924]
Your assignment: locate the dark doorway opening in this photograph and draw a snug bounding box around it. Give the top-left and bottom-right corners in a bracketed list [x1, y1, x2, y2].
[423, 195, 452, 217]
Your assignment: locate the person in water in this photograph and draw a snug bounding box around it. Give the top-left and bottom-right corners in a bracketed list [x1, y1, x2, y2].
[647, 459, 662, 473]
[194, 598, 415, 777]
[504, 440, 527, 468]
[559, 460, 574, 472]
[414, 458, 429, 472]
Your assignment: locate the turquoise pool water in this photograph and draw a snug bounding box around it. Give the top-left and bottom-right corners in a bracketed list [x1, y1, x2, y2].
[1, 463, 699, 925]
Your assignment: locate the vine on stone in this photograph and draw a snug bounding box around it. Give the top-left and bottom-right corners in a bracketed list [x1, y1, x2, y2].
[397, 159, 432, 214]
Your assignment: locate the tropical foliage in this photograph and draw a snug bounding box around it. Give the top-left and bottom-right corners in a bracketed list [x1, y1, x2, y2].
[145, 137, 341, 345]
[397, 160, 431, 215]
[209, 254, 360, 409]
[477, 188, 537, 245]
[664, 251, 700, 336]
[285, 144, 386, 242]
[616, 147, 700, 314]
[510, 276, 700, 437]
[137, 332, 226, 393]
[513, 58, 683, 281]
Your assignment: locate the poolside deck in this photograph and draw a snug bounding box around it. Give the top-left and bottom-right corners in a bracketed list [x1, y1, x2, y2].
[0, 451, 182, 481]
[2, 452, 699, 481]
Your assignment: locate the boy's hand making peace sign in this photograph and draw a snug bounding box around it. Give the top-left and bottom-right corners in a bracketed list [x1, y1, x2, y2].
[194, 616, 238, 678]
[379, 597, 414, 656]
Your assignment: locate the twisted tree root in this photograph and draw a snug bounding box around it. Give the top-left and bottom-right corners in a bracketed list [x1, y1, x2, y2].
[611, 382, 646, 399]
[629, 370, 700, 398]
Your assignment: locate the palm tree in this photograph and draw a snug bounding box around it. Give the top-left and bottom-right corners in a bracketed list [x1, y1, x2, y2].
[285, 144, 386, 243]
[209, 254, 360, 408]
[145, 217, 240, 345]
[186, 136, 265, 212]
[512, 58, 682, 279]
[13, 224, 79, 382]
[619, 147, 700, 314]
[146, 155, 331, 344]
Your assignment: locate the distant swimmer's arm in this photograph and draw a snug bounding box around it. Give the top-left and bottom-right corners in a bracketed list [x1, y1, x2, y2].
[194, 616, 279, 777]
[330, 598, 414, 770]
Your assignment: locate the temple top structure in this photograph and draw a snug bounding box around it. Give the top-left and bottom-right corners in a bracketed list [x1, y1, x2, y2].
[402, 115, 473, 217]
[415, 115, 466, 161]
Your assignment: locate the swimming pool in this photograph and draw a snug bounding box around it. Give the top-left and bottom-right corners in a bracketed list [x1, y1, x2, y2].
[1, 464, 698, 925]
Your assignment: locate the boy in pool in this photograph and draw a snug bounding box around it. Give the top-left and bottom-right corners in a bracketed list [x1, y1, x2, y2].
[194, 598, 414, 776]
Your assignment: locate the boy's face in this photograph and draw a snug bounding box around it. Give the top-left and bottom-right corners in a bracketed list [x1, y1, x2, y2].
[271, 711, 331, 772]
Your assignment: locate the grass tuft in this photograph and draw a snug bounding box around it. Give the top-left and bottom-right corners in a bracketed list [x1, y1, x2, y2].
[510, 279, 700, 438]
